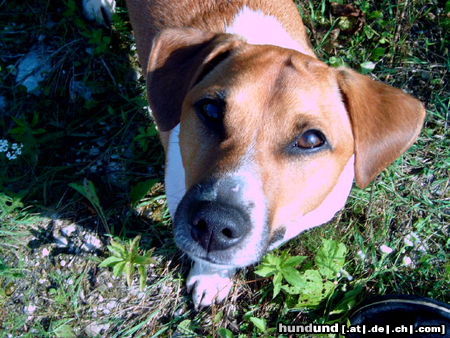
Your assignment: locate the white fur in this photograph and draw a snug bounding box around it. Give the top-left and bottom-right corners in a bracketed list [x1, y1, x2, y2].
[269, 155, 355, 250]
[82, 0, 116, 26]
[226, 7, 306, 53]
[186, 260, 235, 309]
[165, 124, 186, 219]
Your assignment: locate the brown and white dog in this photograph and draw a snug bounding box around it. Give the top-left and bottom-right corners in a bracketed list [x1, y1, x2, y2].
[85, 0, 425, 308]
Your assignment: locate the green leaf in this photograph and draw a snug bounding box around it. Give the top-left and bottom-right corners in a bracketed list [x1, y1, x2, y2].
[372, 47, 386, 59]
[99, 256, 123, 267]
[294, 270, 327, 308]
[249, 317, 267, 332]
[315, 239, 347, 279]
[133, 255, 156, 265]
[218, 328, 234, 338]
[69, 179, 108, 231]
[112, 261, 126, 277]
[106, 244, 125, 258]
[53, 324, 76, 338]
[138, 265, 147, 290]
[264, 253, 281, 267]
[213, 311, 224, 323]
[129, 235, 141, 256]
[130, 179, 158, 206]
[360, 61, 376, 74]
[272, 272, 283, 299]
[254, 265, 276, 277]
[282, 267, 304, 286]
[330, 285, 364, 315]
[176, 319, 197, 336]
[109, 238, 126, 251]
[281, 284, 302, 295]
[282, 256, 307, 268]
[69, 179, 101, 210]
[125, 262, 134, 287]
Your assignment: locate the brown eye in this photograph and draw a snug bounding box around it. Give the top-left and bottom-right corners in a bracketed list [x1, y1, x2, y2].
[194, 98, 225, 137]
[295, 130, 326, 149]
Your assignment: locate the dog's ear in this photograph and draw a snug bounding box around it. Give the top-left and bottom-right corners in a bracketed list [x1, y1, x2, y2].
[337, 68, 426, 188]
[146, 28, 243, 132]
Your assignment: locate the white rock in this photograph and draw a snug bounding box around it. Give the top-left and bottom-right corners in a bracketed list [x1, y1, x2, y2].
[24, 304, 36, 314]
[83, 233, 102, 251]
[61, 224, 77, 237]
[16, 44, 52, 94]
[54, 235, 69, 248]
[106, 300, 117, 310]
[85, 322, 111, 337]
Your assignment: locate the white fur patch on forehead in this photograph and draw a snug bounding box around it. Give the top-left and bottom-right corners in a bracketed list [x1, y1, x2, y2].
[225, 6, 305, 53]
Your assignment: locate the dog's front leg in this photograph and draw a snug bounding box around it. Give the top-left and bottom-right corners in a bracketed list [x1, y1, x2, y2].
[186, 260, 235, 309]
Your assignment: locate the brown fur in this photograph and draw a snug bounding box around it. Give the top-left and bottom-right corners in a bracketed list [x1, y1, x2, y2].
[126, 0, 313, 67]
[125, 0, 425, 240]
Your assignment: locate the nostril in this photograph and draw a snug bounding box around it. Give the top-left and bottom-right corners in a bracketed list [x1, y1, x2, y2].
[193, 217, 208, 232]
[189, 201, 250, 251]
[221, 227, 234, 239]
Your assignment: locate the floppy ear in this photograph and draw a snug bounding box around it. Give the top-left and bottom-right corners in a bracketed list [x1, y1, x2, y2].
[337, 68, 426, 188]
[146, 28, 243, 132]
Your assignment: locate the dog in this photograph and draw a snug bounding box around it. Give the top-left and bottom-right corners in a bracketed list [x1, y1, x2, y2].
[85, 0, 426, 309]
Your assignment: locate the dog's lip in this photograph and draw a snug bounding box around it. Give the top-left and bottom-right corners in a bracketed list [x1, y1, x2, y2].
[188, 253, 239, 269]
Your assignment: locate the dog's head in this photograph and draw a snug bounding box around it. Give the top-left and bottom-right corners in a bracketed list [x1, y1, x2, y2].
[146, 28, 425, 268]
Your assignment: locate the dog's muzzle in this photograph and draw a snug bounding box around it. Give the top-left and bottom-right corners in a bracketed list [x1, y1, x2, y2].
[190, 200, 250, 251]
[174, 176, 269, 267]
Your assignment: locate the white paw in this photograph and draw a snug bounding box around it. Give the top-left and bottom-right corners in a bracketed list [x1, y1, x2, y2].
[82, 0, 116, 26]
[186, 261, 235, 310]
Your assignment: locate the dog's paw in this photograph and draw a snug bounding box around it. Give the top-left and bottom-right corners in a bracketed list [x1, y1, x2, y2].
[82, 0, 116, 26]
[186, 261, 235, 310]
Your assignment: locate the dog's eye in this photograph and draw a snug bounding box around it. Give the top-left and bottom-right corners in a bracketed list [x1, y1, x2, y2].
[198, 100, 223, 120]
[194, 98, 225, 136]
[295, 130, 326, 149]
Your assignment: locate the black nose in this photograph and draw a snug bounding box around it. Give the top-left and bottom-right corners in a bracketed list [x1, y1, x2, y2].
[190, 201, 250, 252]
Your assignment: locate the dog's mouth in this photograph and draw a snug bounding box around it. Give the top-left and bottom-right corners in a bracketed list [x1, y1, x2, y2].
[187, 254, 239, 269]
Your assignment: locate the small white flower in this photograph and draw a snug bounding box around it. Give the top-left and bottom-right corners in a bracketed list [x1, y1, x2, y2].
[417, 244, 428, 253]
[380, 245, 394, 254]
[0, 139, 8, 152]
[405, 232, 421, 247]
[6, 151, 16, 160]
[402, 256, 413, 266]
[409, 232, 420, 241]
[357, 250, 367, 260]
[2, 142, 23, 160]
[404, 237, 414, 247]
[340, 269, 354, 281]
[25, 304, 36, 314]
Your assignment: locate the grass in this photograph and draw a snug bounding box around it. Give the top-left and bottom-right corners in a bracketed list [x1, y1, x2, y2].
[0, 0, 448, 336]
